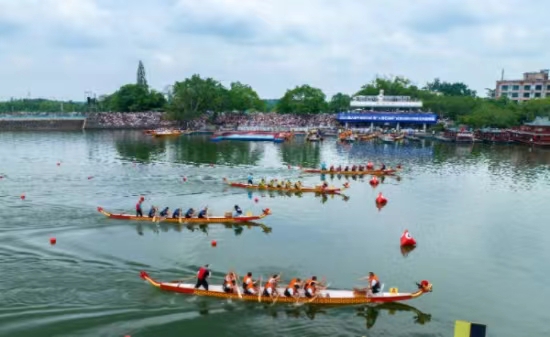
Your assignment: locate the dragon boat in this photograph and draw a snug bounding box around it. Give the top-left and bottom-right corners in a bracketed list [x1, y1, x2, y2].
[139, 271, 432, 306]
[302, 168, 399, 176]
[223, 178, 348, 194]
[97, 207, 271, 224]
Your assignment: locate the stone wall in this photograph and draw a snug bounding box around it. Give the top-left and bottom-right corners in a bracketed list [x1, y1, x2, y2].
[0, 119, 85, 131]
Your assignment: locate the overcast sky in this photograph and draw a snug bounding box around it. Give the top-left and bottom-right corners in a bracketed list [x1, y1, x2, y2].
[0, 0, 548, 101]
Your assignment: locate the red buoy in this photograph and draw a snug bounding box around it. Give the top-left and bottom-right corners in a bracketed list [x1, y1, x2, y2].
[254, 197, 259, 203]
[369, 176, 379, 186]
[20, 194, 26, 200]
[183, 176, 187, 182]
[87, 176, 93, 180]
[211, 240, 217, 247]
[57, 162, 61, 166]
[0, 175, 3, 179]
[50, 237, 56, 245]
[400, 229, 416, 247]
[375, 192, 387, 205]
[287, 165, 291, 169]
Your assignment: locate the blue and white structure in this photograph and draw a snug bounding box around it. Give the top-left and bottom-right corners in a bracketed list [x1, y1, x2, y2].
[337, 90, 438, 131]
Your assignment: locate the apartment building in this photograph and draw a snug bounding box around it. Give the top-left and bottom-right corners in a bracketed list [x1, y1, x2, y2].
[495, 69, 550, 102]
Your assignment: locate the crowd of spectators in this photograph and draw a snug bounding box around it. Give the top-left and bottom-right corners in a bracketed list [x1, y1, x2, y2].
[86, 112, 173, 128]
[213, 112, 339, 130]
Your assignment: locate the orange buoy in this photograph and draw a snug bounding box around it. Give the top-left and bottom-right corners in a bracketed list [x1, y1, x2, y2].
[211, 240, 217, 247]
[50, 237, 56, 245]
[400, 229, 416, 247]
[375, 192, 387, 205]
[20, 194, 26, 200]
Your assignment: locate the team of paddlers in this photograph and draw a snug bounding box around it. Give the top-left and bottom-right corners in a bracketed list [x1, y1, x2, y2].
[319, 161, 401, 172]
[193, 265, 383, 299]
[135, 197, 244, 219]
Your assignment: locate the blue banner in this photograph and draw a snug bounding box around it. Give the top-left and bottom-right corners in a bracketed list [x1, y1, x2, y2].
[337, 113, 438, 124]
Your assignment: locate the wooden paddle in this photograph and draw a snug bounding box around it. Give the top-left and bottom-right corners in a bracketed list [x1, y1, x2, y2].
[257, 276, 263, 303]
[234, 273, 242, 299]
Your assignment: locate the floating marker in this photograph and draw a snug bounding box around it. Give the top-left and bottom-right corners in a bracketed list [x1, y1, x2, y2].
[400, 229, 416, 247]
[211, 240, 217, 247]
[375, 192, 387, 205]
[50, 237, 56, 245]
[183, 176, 187, 182]
[57, 162, 61, 166]
[88, 176, 93, 180]
[20, 194, 26, 200]
[254, 197, 259, 203]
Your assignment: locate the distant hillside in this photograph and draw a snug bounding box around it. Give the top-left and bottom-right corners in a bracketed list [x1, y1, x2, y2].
[262, 99, 279, 112]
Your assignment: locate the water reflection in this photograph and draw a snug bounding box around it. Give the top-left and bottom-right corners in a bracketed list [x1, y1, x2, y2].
[243, 190, 350, 203]
[356, 303, 431, 329]
[114, 133, 166, 162]
[172, 135, 262, 165]
[400, 245, 416, 257]
[135, 222, 272, 236]
[280, 139, 321, 168]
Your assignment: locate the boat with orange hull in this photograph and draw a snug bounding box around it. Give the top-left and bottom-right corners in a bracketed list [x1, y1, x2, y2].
[150, 129, 184, 138]
[97, 207, 271, 224]
[302, 168, 399, 176]
[139, 271, 432, 306]
[223, 178, 348, 194]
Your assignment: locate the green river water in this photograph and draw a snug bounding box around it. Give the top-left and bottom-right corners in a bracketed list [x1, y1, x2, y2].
[1, 131, 549, 337]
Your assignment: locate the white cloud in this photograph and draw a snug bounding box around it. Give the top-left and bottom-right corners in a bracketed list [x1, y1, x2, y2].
[0, 0, 549, 101]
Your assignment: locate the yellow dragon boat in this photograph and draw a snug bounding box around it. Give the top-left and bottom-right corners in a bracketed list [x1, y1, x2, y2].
[223, 178, 349, 194]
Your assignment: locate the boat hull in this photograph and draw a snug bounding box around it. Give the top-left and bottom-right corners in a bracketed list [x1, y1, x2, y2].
[140, 271, 432, 306]
[97, 207, 271, 223]
[225, 180, 345, 194]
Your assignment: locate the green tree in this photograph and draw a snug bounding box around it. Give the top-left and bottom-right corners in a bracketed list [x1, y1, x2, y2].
[0, 98, 87, 113]
[277, 84, 328, 114]
[137, 60, 147, 88]
[424, 78, 477, 97]
[228, 82, 265, 112]
[167, 74, 229, 120]
[355, 76, 426, 98]
[107, 84, 166, 112]
[329, 93, 351, 112]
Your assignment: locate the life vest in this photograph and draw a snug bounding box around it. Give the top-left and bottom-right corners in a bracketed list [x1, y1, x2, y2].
[242, 275, 254, 290]
[368, 274, 380, 287]
[136, 202, 142, 211]
[304, 279, 317, 291]
[197, 267, 208, 280]
[287, 278, 299, 290]
[265, 277, 277, 290]
[223, 274, 234, 288]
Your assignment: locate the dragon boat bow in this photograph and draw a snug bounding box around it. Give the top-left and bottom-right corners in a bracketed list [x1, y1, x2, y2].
[139, 271, 432, 306]
[97, 207, 271, 224]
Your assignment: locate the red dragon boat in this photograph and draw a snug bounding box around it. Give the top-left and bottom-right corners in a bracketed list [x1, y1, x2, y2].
[140, 271, 432, 306]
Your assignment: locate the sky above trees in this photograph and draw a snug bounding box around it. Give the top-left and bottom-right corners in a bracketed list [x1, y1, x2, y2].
[0, 0, 548, 101]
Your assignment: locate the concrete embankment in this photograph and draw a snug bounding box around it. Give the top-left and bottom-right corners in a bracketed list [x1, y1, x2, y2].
[0, 118, 85, 131]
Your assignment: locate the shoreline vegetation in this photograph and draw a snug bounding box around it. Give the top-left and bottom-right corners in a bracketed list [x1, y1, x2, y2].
[2, 62, 550, 130]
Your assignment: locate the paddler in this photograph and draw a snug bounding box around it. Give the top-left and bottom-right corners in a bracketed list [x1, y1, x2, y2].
[344, 166, 349, 172]
[198, 207, 208, 218]
[358, 165, 364, 171]
[285, 180, 292, 189]
[359, 272, 381, 296]
[329, 165, 335, 172]
[136, 196, 144, 217]
[259, 178, 266, 188]
[222, 271, 237, 293]
[267, 179, 275, 188]
[233, 205, 243, 217]
[242, 272, 258, 295]
[148, 206, 158, 218]
[380, 163, 386, 170]
[321, 161, 327, 171]
[293, 180, 302, 190]
[336, 165, 342, 172]
[263, 274, 281, 298]
[185, 207, 195, 218]
[172, 207, 182, 218]
[319, 181, 329, 190]
[247, 173, 253, 185]
[159, 207, 170, 217]
[303, 276, 319, 298]
[366, 162, 374, 170]
[276, 179, 283, 188]
[284, 278, 302, 298]
[351, 165, 357, 172]
[194, 264, 211, 291]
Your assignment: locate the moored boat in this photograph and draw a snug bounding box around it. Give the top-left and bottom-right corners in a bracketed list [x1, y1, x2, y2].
[97, 207, 271, 223]
[150, 129, 184, 138]
[302, 168, 399, 176]
[223, 178, 347, 194]
[140, 271, 433, 305]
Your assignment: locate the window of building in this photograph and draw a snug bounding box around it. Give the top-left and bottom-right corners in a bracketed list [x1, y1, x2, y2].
[547, 85, 550, 91]
[501, 85, 509, 91]
[511, 92, 519, 98]
[535, 85, 542, 90]
[501, 93, 508, 97]
[524, 85, 531, 90]
[513, 85, 520, 90]
[534, 93, 541, 98]
[523, 92, 530, 98]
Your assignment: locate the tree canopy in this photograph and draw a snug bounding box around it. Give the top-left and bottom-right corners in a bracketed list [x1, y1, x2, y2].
[276, 84, 328, 114]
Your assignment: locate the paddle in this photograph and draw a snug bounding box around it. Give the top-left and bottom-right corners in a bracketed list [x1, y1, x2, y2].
[257, 276, 263, 303]
[234, 273, 243, 299]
